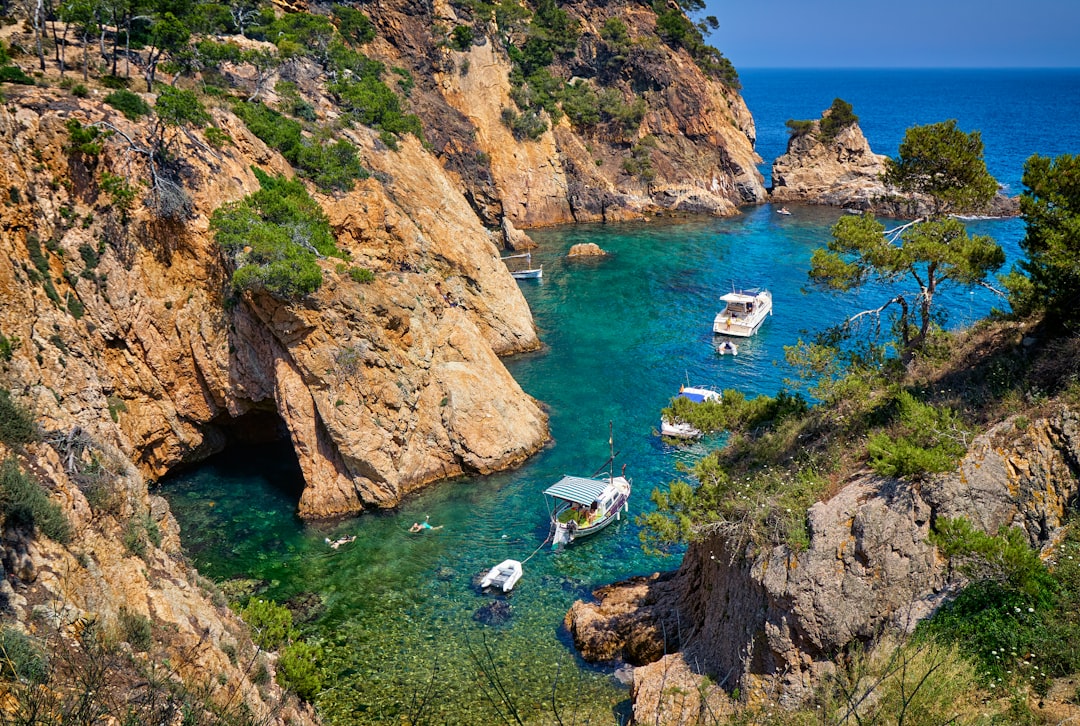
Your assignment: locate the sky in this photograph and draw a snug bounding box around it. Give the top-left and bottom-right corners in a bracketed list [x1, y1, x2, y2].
[701, 0, 1080, 68]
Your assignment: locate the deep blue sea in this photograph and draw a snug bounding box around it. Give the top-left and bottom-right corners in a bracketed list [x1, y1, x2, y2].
[161, 70, 1080, 724]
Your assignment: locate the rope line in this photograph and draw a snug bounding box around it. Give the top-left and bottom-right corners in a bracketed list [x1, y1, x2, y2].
[520, 531, 553, 565]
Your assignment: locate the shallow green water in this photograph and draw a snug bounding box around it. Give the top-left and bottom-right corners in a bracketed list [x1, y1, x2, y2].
[161, 207, 1023, 724]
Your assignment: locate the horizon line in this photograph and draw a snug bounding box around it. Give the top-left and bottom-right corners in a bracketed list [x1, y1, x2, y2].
[736, 65, 1080, 71]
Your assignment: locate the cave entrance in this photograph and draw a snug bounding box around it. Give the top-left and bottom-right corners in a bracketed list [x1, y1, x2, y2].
[158, 408, 308, 575]
[161, 407, 306, 505]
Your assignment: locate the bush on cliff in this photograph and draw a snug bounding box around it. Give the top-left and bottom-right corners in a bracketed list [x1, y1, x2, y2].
[818, 97, 859, 142]
[922, 517, 1080, 697]
[211, 168, 343, 299]
[866, 390, 969, 478]
[0, 389, 36, 446]
[233, 101, 368, 193]
[0, 458, 72, 544]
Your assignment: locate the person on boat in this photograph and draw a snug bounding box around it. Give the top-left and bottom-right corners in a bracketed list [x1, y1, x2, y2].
[410, 516, 443, 533]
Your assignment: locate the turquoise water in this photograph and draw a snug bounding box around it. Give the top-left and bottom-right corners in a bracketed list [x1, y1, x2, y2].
[163, 66, 1080, 724]
[163, 205, 1024, 724]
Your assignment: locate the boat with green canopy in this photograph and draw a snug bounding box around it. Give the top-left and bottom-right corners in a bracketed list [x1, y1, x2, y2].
[544, 425, 631, 548]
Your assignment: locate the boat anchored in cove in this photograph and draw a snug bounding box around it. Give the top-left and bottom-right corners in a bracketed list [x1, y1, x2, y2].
[713, 286, 772, 337]
[545, 424, 631, 549]
[501, 252, 543, 279]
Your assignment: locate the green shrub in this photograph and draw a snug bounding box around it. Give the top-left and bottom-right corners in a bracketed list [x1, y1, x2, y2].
[118, 607, 153, 652]
[921, 519, 1080, 696]
[0, 628, 48, 684]
[65, 118, 107, 157]
[66, 292, 84, 320]
[0, 331, 18, 362]
[348, 267, 375, 283]
[785, 118, 816, 138]
[99, 171, 137, 219]
[212, 168, 343, 298]
[232, 101, 369, 192]
[333, 6, 376, 46]
[239, 599, 294, 651]
[0, 65, 34, 85]
[104, 89, 151, 120]
[0, 458, 72, 544]
[70, 83, 89, 98]
[99, 74, 129, 89]
[819, 97, 858, 141]
[123, 519, 146, 557]
[277, 640, 323, 700]
[0, 389, 35, 445]
[560, 81, 600, 129]
[203, 126, 233, 148]
[450, 24, 474, 51]
[867, 390, 967, 478]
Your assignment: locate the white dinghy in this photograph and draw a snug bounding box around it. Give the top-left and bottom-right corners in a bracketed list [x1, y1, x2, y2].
[480, 559, 523, 593]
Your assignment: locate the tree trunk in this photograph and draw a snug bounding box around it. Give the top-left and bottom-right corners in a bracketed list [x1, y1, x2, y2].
[34, 0, 46, 71]
[82, 29, 89, 81]
[51, 19, 63, 74]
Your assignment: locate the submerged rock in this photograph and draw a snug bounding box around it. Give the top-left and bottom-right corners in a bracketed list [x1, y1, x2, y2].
[284, 592, 324, 624]
[474, 599, 512, 626]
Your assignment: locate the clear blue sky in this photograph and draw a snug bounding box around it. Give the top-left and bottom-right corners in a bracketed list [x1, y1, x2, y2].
[701, 0, 1080, 68]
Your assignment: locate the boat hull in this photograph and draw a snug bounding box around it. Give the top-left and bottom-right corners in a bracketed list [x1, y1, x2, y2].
[511, 268, 542, 279]
[660, 418, 701, 439]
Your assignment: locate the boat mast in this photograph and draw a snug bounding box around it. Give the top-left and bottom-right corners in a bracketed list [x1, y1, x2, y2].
[608, 420, 614, 481]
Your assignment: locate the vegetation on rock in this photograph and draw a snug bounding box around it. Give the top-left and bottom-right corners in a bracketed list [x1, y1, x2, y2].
[211, 168, 343, 299]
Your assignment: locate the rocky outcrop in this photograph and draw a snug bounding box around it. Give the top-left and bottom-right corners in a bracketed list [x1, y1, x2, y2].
[567, 408, 1080, 721]
[769, 111, 1018, 217]
[395, 0, 766, 228]
[770, 122, 888, 210]
[0, 439, 313, 723]
[567, 243, 608, 258]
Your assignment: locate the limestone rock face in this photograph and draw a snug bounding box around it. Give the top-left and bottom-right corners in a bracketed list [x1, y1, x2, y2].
[770, 123, 888, 210]
[0, 90, 546, 521]
[568, 408, 1080, 720]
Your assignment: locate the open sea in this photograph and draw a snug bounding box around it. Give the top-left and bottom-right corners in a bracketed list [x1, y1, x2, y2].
[161, 69, 1080, 724]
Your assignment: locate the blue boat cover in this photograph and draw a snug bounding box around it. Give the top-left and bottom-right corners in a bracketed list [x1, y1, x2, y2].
[679, 391, 708, 403]
[543, 475, 610, 505]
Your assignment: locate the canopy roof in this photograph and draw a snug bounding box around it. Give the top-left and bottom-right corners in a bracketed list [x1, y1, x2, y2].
[543, 475, 610, 505]
[719, 288, 763, 303]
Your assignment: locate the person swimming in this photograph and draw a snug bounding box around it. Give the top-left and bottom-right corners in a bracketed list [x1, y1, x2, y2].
[325, 535, 356, 549]
[409, 516, 442, 533]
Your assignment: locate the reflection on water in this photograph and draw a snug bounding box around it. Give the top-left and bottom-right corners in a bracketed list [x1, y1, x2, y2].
[162, 210, 1023, 723]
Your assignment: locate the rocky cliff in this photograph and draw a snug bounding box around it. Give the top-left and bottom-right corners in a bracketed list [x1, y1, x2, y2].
[567, 407, 1080, 722]
[382, 0, 766, 226]
[0, 89, 547, 520]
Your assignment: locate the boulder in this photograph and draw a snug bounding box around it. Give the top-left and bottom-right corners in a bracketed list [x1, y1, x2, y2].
[567, 243, 608, 258]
